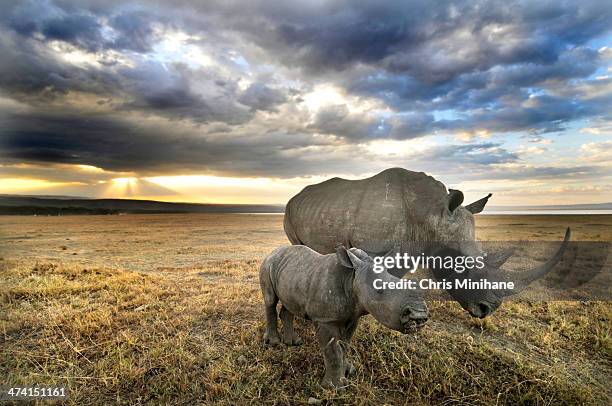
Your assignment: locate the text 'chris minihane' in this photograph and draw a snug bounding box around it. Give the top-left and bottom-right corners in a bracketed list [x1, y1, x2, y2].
[373, 278, 515, 291]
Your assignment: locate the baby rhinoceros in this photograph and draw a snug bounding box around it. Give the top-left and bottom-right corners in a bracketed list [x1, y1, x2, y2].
[259, 244, 428, 388]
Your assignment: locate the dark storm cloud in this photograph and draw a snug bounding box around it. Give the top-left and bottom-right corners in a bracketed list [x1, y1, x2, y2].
[240, 0, 610, 135]
[8, 1, 103, 51]
[0, 0, 610, 179]
[108, 10, 161, 53]
[119, 62, 253, 124]
[310, 105, 380, 139]
[6, 0, 163, 52]
[0, 31, 254, 124]
[0, 108, 520, 179]
[238, 83, 287, 112]
[344, 46, 604, 113]
[0, 109, 337, 177]
[0, 30, 117, 98]
[444, 95, 592, 134]
[259, 0, 610, 78]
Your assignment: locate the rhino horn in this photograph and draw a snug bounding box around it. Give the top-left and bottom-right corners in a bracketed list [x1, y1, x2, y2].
[448, 189, 464, 212]
[466, 193, 492, 214]
[501, 228, 571, 296]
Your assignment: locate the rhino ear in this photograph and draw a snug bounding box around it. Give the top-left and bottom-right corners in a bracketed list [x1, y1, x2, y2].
[448, 189, 464, 212]
[466, 193, 492, 214]
[348, 248, 372, 262]
[336, 245, 354, 268]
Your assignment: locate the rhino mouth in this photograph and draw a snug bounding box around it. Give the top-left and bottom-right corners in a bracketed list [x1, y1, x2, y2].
[467, 302, 494, 319]
[400, 308, 428, 333]
[402, 318, 427, 333]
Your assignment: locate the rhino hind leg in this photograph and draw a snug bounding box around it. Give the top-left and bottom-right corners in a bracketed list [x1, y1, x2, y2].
[263, 304, 281, 346]
[261, 273, 281, 346]
[316, 322, 348, 389]
[280, 306, 303, 346]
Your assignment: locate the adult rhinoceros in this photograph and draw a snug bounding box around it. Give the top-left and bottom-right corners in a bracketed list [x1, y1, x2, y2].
[284, 167, 570, 318]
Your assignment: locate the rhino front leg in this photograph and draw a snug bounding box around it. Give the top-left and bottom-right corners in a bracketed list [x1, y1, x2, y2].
[341, 319, 359, 378]
[280, 306, 303, 346]
[316, 322, 348, 389]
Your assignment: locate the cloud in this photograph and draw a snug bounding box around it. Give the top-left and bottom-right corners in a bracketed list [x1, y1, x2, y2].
[7, 0, 165, 53]
[517, 145, 548, 155]
[309, 104, 381, 139]
[0, 104, 525, 181]
[580, 140, 612, 162]
[238, 83, 287, 112]
[446, 94, 591, 134]
[0, 107, 345, 178]
[108, 9, 161, 52]
[0, 0, 610, 202]
[580, 118, 612, 135]
[119, 62, 254, 123]
[523, 135, 553, 144]
[415, 142, 518, 166]
[0, 162, 127, 183]
[254, 1, 610, 79]
[459, 163, 610, 181]
[8, 1, 103, 51]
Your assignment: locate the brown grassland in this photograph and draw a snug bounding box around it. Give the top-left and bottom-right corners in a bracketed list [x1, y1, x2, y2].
[0, 214, 611, 405]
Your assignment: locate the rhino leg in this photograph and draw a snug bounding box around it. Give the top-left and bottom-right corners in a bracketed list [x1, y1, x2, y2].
[341, 320, 358, 378]
[263, 304, 281, 346]
[316, 322, 348, 389]
[280, 306, 303, 346]
[261, 277, 280, 346]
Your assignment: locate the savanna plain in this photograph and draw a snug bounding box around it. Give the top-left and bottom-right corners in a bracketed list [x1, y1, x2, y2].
[0, 214, 610, 405]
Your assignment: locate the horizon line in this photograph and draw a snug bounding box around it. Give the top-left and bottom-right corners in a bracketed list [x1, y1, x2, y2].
[1, 193, 611, 210]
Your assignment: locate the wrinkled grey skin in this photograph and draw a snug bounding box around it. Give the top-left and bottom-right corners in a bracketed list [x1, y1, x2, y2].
[284, 167, 571, 318]
[260, 244, 428, 388]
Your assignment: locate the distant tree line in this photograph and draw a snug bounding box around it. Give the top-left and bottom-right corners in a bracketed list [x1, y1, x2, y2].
[0, 206, 121, 215]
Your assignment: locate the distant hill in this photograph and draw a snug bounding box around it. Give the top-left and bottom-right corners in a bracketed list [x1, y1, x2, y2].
[0, 195, 284, 215]
[0, 194, 90, 200]
[0, 194, 609, 216]
[488, 202, 612, 211]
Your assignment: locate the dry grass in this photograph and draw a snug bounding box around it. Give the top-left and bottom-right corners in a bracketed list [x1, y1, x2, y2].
[0, 214, 611, 404]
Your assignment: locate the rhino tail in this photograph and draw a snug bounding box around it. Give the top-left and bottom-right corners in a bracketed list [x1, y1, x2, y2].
[260, 256, 279, 306]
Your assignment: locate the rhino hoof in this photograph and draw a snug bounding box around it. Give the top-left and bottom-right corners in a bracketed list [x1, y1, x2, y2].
[321, 375, 348, 390]
[263, 332, 280, 346]
[345, 362, 356, 378]
[282, 336, 303, 346]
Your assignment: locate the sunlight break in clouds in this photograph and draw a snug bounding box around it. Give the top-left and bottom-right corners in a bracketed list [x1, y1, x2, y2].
[0, 178, 78, 193]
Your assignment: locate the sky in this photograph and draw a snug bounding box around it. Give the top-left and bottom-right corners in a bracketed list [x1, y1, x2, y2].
[0, 0, 611, 205]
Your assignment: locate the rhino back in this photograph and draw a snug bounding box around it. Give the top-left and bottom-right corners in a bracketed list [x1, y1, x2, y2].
[271, 246, 356, 323]
[285, 168, 448, 254]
